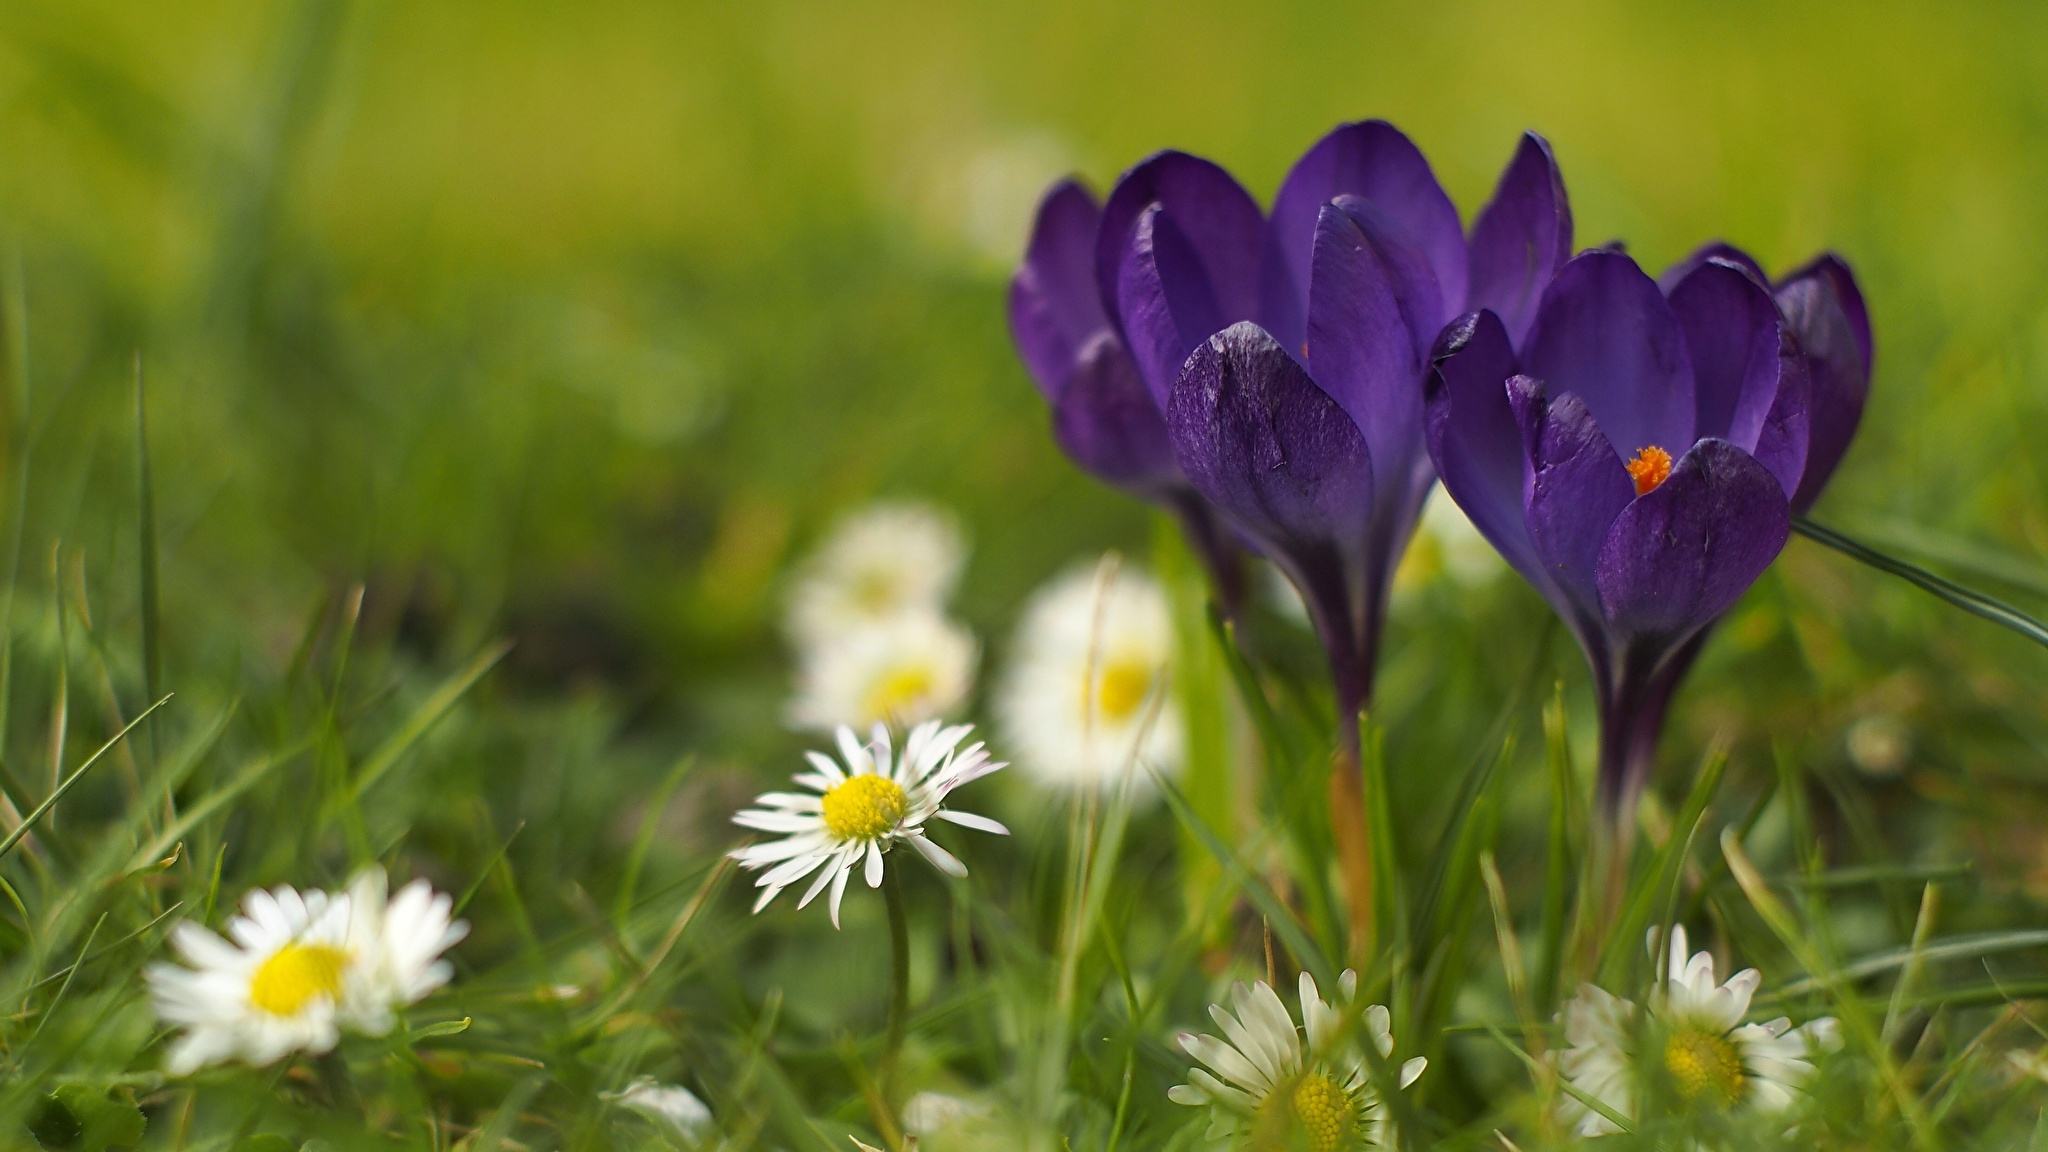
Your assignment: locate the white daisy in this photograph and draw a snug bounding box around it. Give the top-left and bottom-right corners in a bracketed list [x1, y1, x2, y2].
[147, 883, 361, 1074]
[786, 502, 965, 645]
[1555, 925, 1841, 1136]
[342, 867, 469, 1035]
[1169, 969, 1426, 1151]
[730, 720, 1007, 927]
[786, 612, 978, 733]
[609, 1077, 714, 1140]
[997, 560, 1181, 795]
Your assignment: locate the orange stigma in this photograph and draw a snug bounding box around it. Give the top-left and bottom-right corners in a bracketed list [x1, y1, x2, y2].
[1626, 445, 1672, 496]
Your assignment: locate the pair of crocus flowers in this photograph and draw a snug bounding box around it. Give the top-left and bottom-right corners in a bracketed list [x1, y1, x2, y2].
[1009, 121, 1870, 817]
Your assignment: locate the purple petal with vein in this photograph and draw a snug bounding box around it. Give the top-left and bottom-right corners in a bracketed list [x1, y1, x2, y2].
[1466, 132, 1573, 350]
[1261, 120, 1465, 353]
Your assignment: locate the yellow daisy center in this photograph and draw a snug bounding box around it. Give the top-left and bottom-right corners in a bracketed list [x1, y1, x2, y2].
[820, 774, 908, 842]
[1256, 1071, 1356, 1152]
[864, 663, 934, 722]
[249, 943, 350, 1017]
[1664, 1025, 1745, 1105]
[1094, 657, 1155, 723]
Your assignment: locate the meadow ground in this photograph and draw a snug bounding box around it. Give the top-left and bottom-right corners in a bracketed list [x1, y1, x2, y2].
[3, 1, 2048, 1148]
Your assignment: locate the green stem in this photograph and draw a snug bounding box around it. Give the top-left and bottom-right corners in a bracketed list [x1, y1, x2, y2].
[881, 862, 910, 1113]
[315, 1047, 359, 1113]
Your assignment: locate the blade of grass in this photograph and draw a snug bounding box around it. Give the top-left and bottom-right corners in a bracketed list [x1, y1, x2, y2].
[124, 737, 305, 873]
[614, 755, 694, 929]
[1537, 682, 1578, 1013]
[346, 638, 511, 803]
[0, 243, 31, 753]
[2, 694, 169, 864]
[134, 350, 160, 770]
[1883, 882, 1940, 1045]
[1485, 1023, 1634, 1134]
[1723, 827, 1938, 1151]
[1151, 766, 1338, 990]
[1794, 515, 2048, 650]
[1597, 745, 1726, 991]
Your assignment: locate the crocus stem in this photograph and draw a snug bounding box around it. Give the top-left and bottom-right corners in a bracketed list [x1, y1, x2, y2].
[1328, 670, 1376, 967]
[880, 863, 911, 1115]
[1329, 740, 1376, 966]
[1167, 492, 1247, 624]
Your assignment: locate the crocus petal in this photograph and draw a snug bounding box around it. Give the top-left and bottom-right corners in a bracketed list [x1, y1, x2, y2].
[1525, 250, 1697, 461]
[1119, 204, 1235, 409]
[1050, 333, 1182, 490]
[1261, 120, 1465, 353]
[1595, 438, 1790, 644]
[1518, 383, 1635, 630]
[1009, 180, 1109, 400]
[1775, 254, 1872, 511]
[1465, 131, 1573, 350]
[1305, 199, 1434, 508]
[1746, 352, 1811, 503]
[1426, 311, 1548, 584]
[1656, 240, 1767, 295]
[1169, 322, 1375, 552]
[1095, 150, 1263, 355]
[1667, 259, 1813, 499]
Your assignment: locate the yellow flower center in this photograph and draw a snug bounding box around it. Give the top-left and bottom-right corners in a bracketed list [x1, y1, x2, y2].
[864, 663, 934, 723]
[1626, 445, 1673, 496]
[1664, 1025, 1745, 1106]
[1093, 657, 1155, 723]
[248, 943, 350, 1017]
[1255, 1071, 1356, 1152]
[820, 774, 908, 842]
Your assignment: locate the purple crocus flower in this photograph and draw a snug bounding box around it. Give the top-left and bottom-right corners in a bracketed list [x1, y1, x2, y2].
[1107, 122, 1572, 720]
[1009, 181, 1249, 611]
[1427, 244, 1871, 816]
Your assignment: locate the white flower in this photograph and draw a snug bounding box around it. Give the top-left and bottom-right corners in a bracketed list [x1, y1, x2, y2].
[610, 1077, 714, 1139]
[730, 720, 1007, 927]
[997, 560, 1181, 796]
[1555, 925, 1841, 1136]
[1169, 969, 1425, 1150]
[902, 1089, 992, 1135]
[2009, 1049, 2048, 1084]
[786, 502, 965, 645]
[342, 867, 469, 1034]
[786, 613, 978, 733]
[147, 883, 362, 1074]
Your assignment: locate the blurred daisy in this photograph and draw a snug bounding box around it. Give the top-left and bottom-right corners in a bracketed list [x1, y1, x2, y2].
[148, 883, 361, 1074]
[609, 1077, 714, 1140]
[786, 502, 965, 645]
[786, 612, 977, 732]
[997, 560, 1181, 795]
[1170, 969, 1425, 1150]
[342, 867, 469, 1034]
[902, 1089, 993, 1135]
[1555, 925, 1839, 1136]
[730, 720, 1007, 927]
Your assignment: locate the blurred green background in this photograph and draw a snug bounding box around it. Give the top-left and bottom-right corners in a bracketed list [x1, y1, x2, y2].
[6, 0, 2048, 972]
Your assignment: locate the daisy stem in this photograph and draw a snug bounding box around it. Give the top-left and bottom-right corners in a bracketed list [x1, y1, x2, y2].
[881, 862, 910, 1115]
[315, 1048, 360, 1114]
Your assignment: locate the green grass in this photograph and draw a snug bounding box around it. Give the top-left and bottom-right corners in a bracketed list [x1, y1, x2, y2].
[0, 0, 2047, 1147]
